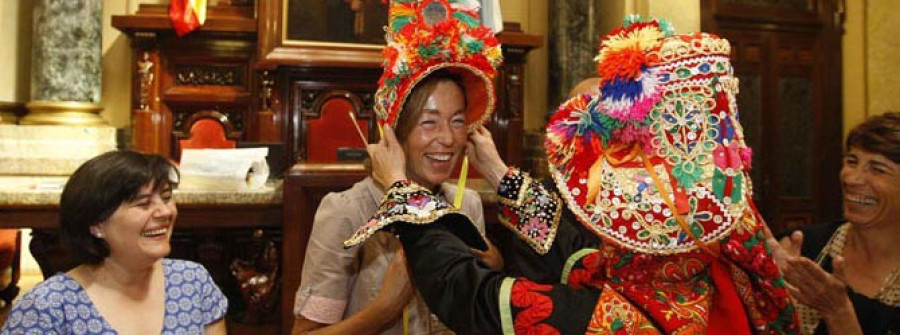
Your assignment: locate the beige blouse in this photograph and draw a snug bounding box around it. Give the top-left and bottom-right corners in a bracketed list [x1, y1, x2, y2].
[294, 177, 485, 334]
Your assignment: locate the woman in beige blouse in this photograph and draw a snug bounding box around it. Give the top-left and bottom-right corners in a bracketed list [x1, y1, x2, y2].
[291, 72, 503, 334]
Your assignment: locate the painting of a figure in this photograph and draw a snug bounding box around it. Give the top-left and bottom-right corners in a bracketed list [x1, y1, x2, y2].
[287, 0, 388, 44]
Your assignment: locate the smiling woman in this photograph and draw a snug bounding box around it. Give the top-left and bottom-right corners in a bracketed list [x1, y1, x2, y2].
[771, 112, 900, 335]
[0, 151, 228, 335]
[290, 1, 504, 334]
[395, 73, 468, 191]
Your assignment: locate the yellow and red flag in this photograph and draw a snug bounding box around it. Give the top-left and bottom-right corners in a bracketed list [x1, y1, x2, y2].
[169, 0, 207, 37]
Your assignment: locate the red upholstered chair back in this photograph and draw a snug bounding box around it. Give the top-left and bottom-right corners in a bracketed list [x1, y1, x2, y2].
[179, 118, 237, 152]
[306, 97, 369, 162]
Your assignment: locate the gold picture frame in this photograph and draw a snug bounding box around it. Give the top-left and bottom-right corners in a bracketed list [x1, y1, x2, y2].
[257, 0, 385, 68]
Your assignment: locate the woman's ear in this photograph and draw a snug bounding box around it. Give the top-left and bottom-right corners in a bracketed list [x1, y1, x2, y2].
[90, 225, 103, 239]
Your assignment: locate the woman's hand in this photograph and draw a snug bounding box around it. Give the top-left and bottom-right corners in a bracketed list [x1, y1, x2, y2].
[373, 250, 415, 319]
[466, 126, 508, 189]
[765, 228, 862, 334]
[367, 125, 408, 188]
[471, 239, 504, 271]
[765, 229, 803, 271]
[783, 255, 854, 318]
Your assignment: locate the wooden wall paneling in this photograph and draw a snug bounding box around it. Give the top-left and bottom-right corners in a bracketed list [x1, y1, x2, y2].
[130, 33, 165, 155]
[256, 70, 282, 142]
[702, 0, 844, 233]
[493, 29, 542, 168]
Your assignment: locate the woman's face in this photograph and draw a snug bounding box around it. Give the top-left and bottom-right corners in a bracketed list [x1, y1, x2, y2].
[94, 182, 177, 264]
[840, 147, 900, 229]
[402, 80, 467, 190]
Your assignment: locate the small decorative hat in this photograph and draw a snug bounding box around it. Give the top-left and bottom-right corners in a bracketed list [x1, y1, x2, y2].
[545, 16, 753, 254]
[374, 0, 503, 130]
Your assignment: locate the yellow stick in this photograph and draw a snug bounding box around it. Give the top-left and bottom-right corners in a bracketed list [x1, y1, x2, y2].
[347, 112, 368, 146]
[403, 306, 409, 335]
[454, 156, 469, 209]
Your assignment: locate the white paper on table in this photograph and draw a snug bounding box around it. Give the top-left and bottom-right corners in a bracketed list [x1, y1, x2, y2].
[178, 148, 269, 191]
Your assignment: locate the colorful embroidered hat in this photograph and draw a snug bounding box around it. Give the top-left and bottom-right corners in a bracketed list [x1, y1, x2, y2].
[545, 16, 755, 254]
[374, 0, 503, 130]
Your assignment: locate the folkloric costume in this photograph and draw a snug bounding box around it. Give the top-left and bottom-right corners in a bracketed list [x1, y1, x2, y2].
[347, 15, 799, 334]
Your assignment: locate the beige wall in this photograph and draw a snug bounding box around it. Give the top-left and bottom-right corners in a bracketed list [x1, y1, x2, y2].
[842, 0, 900, 135]
[843, 0, 866, 136]
[865, 0, 900, 118]
[0, 0, 33, 103]
[600, 0, 700, 36]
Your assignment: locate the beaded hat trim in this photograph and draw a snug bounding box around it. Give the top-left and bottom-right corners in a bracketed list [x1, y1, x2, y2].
[545, 16, 754, 254]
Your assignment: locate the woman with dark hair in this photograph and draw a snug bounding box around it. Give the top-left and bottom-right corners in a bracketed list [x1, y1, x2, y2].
[1, 151, 227, 334]
[290, 1, 504, 333]
[770, 112, 900, 334]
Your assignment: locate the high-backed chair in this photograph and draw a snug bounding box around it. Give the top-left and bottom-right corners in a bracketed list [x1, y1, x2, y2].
[302, 91, 373, 163]
[177, 113, 238, 159]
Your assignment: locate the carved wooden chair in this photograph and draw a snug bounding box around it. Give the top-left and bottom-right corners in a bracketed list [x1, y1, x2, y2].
[177, 113, 238, 158]
[301, 91, 373, 162]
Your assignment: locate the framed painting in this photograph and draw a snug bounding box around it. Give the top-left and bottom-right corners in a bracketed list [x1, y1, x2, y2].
[286, 0, 388, 44]
[257, 0, 386, 68]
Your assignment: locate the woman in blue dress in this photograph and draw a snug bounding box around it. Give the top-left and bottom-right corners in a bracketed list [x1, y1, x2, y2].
[1, 151, 228, 334]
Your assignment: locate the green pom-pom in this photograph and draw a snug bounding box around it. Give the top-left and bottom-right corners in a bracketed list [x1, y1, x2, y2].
[391, 16, 415, 33]
[463, 40, 483, 53]
[623, 14, 645, 27]
[453, 12, 480, 28]
[657, 19, 676, 37]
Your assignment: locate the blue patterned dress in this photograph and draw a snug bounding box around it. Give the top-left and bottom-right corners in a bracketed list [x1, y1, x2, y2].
[0, 259, 228, 335]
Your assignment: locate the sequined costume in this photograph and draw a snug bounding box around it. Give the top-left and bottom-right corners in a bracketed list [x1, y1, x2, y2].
[346, 15, 799, 335]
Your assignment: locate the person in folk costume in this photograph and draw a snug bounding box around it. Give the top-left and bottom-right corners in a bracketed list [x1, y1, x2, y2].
[293, 0, 504, 333]
[348, 16, 801, 334]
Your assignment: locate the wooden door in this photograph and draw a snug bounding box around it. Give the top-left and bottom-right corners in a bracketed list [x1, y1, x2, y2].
[702, 0, 844, 233]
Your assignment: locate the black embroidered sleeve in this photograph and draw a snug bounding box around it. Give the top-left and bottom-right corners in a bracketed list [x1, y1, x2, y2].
[344, 180, 485, 250]
[496, 168, 563, 255]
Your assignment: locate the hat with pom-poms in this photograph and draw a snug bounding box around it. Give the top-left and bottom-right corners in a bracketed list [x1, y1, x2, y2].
[374, 0, 503, 130]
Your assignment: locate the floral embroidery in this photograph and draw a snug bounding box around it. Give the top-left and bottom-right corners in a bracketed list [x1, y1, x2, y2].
[496, 168, 562, 255]
[720, 223, 798, 334]
[587, 284, 661, 335]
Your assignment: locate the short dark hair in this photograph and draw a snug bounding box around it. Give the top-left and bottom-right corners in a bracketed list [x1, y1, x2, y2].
[59, 150, 179, 265]
[846, 112, 900, 163]
[394, 70, 467, 143]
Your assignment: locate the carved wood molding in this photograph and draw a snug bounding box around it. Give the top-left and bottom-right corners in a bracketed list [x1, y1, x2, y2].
[175, 64, 245, 86]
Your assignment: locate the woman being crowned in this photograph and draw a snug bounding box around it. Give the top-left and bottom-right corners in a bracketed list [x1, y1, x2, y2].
[348, 15, 799, 334]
